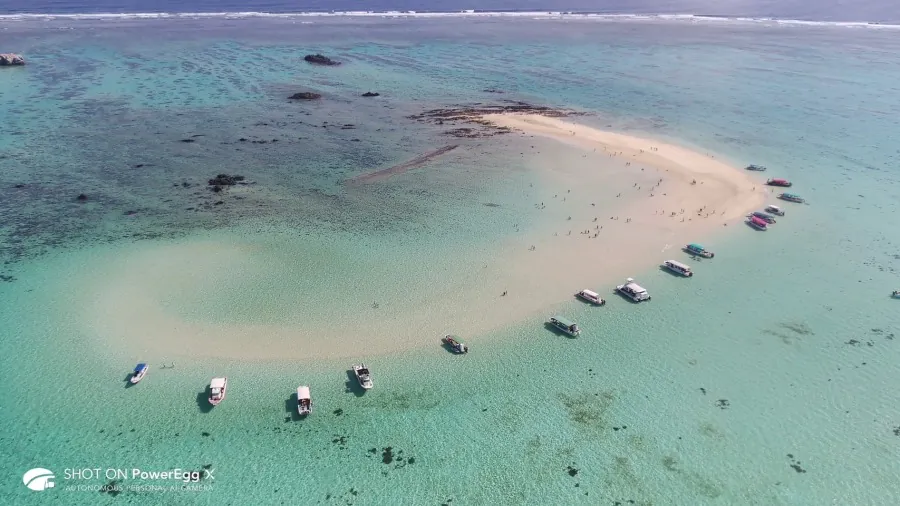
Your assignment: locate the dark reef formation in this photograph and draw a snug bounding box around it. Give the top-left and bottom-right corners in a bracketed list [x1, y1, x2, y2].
[408, 101, 581, 138]
[304, 54, 340, 66]
[288, 92, 322, 100]
[361, 92, 380, 97]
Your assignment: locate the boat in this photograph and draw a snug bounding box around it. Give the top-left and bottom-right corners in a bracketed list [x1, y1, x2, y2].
[892, 290, 900, 299]
[208, 377, 227, 406]
[296, 386, 311, 416]
[575, 289, 606, 306]
[442, 335, 469, 354]
[778, 193, 805, 203]
[129, 363, 148, 384]
[749, 211, 777, 224]
[766, 178, 792, 187]
[683, 243, 714, 258]
[765, 205, 785, 216]
[663, 260, 693, 277]
[745, 164, 767, 171]
[615, 278, 651, 302]
[549, 316, 581, 336]
[747, 215, 768, 230]
[352, 364, 373, 390]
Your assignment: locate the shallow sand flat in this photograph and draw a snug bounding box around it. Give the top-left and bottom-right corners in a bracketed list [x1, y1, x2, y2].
[77, 115, 767, 360]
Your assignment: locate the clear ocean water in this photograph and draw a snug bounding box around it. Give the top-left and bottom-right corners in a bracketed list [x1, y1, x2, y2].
[2, 12, 900, 506]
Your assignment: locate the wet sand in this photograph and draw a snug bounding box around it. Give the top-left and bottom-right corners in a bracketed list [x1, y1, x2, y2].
[76, 114, 766, 360]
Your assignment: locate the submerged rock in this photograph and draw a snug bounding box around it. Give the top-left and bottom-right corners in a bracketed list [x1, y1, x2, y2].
[76, 193, 88, 201]
[0, 53, 25, 66]
[361, 91, 380, 97]
[304, 54, 340, 66]
[288, 92, 322, 100]
[207, 174, 245, 187]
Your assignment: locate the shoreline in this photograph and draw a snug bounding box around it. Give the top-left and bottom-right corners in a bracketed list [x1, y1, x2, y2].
[75, 113, 767, 361]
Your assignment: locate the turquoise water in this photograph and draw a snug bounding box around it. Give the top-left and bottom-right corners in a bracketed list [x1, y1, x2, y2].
[2, 17, 900, 505]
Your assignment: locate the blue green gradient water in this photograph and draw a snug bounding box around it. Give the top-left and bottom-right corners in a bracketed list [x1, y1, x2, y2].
[2, 17, 900, 505]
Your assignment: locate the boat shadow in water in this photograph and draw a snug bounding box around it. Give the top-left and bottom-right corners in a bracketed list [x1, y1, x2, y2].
[344, 370, 367, 397]
[284, 395, 303, 421]
[543, 321, 577, 339]
[745, 221, 767, 231]
[440, 341, 462, 354]
[123, 373, 136, 389]
[196, 389, 214, 413]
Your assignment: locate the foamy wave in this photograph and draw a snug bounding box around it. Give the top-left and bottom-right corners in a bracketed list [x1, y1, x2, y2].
[0, 11, 897, 29]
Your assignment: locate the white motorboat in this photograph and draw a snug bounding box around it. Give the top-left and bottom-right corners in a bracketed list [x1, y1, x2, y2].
[209, 377, 227, 406]
[442, 335, 469, 354]
[129, 363, 148, 384]
[765, 205, 785, 216]
[663, 260, 693, 277]
[353, 364, 373, 390]
[296, 386, 311, 416]
[615, 278, 651, 302]
[575, 289, 606, 306]
[549, 316, 581, 337]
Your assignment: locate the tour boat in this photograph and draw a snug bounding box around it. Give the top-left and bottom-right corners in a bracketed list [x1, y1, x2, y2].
[575, 289, 606, 306]
[749, 211, 777, 224]
[766, 178, 792, 187]
[615, 278, 651, 302]
[778, 193, 805, 203]
[208, 377, 227, 406]
[549, 316, 581, 337]
[683, 243, 714, 258]
[765, 205, 785, 216]
[663, 260, 693, 277]
[129, 363, 148, 384]
[442, 335, 469, 354]
[747, 215, 768, 230]
[352, 364, 373, 390]
[745, 164, 767, 171]
[296, 386, 311, 416]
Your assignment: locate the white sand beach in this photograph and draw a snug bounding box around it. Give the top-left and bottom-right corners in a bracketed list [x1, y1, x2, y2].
[77, 114, 767, 360]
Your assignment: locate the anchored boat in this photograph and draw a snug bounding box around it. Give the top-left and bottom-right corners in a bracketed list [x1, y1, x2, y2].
[766, 178, 792, 187]
[208, 377, 227, 406]
[892, 290, 900, 299]
[663, 260, 693, 277]
[778, 193, 805, 203]
[549, 316, 581, 336]
[352, 364, 373, 390]
[684, 243, 714, 258]
[749, 211, 777, 224]
[765, 205, 785, 216]
[575, 289, 606, 306]
[745, 164, 767, 171]
[129, 363, 148, 384]
[442, 335, 469, 354]
[615, 278, 651, 302]
[747, 215, 768, 230]
[296, 386, 311, 416]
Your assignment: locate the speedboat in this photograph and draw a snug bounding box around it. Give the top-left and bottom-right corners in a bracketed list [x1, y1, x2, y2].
[615, 278, 651, 302]
[749, 211, 776, 224]
[442, 335, 469, 354]
[296, 386, 311, 416]
[209, 377, 227, 406]
[747, 215, 768, 230]
[892, 290, 900, 299]
[745, 164, 767, 171]
[549, 316, 581, 336]
[766, 178, 792, 187]
[663, 260, 693, 277]
[765, 205, 785, 216]
[683, 243, 714, 258]
[575, 289, 606, 306]
[778, 193, 805, 203]
[353, 364, 373, 390]
[129, 363, 148, 384]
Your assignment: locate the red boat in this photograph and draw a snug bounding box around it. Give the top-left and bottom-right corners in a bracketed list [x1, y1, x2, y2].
[747, 215, 768, 230]
[766, 178, 792, 187]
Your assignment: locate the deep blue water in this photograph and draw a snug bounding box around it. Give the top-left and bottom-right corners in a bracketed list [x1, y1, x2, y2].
[0, 0, 897, 23]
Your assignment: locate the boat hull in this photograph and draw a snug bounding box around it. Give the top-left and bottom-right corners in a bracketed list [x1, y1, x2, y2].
[575, 292, 605, 305]
[615, 287, 650, 302]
